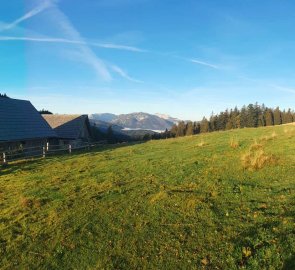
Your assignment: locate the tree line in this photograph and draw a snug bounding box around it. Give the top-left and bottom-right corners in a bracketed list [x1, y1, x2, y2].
[0, 93, 9, 98]
[168, 103, 295, 138]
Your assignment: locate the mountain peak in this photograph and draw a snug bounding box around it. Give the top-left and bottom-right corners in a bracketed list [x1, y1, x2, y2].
[89, 112, 181, 131]
[155, 113, 181, 124]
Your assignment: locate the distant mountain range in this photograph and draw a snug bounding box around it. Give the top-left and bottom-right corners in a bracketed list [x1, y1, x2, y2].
[89, 112, 182, 132]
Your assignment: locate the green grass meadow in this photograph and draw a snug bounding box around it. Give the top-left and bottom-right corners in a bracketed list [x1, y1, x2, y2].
[1, 124, 295, 269]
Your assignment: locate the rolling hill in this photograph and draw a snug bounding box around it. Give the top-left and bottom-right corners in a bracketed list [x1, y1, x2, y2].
[1, 124, 294, 269]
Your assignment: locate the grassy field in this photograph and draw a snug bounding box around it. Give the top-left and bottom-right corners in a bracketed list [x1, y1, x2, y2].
[0, 124, 295, 269]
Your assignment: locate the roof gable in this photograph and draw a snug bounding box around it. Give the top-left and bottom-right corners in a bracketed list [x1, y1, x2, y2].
[0, 98, 57, 142]
[43, 114, 91, 140]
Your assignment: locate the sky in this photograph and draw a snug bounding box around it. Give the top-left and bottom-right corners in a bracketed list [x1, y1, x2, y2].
[0, 0, 295, 120]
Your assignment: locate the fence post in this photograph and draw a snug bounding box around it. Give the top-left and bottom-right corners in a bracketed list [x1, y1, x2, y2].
[42, 147, 46, 158]
[69, 144, 72, 154]
[3, 152, 7, 165]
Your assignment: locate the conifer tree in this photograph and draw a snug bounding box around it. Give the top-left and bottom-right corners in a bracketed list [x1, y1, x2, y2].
[265, 109, 274, 126]
[193, 122, 201, 134]
[107, 126, 114, 143]
[200, 117, 210, 133]
[285, 109, 294, 123]
[186, 122, 194, 136]
[273, 107, 282, 125]
[170, 124, 178, 137]
[176, 121, 186, 137]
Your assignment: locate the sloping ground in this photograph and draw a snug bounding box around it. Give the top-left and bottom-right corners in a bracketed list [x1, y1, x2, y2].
[0, 125, 294, 269]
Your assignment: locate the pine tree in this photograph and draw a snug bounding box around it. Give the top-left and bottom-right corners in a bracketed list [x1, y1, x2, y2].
[246, 104, 258, 127]
[240, 106, 247, 128]
[107, 126, 114, 143]
[170, 124, 178, 137]
[285, 109, 294, 123]
[265, 109, 274, 126]
[273, 107, 282, 125]
[176, 121, 186, 137]
[193, 122, 201, 134]
[186, 122, 194, 136]
[200, 117, 210, 133]
[163, 128, 170, 139]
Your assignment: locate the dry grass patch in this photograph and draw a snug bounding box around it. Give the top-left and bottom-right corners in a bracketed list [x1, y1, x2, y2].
[259, 131, 278, 142]
[284, 127, 295, 138]
[241, 144, 277, 171]
[249, 140, 263, 151]
[229, 136, 239, 149]
[149, 190, 168, 204]
[19, 196, 34, 208]
[271, 131, 278, 139]
[197, 139, 207, 147]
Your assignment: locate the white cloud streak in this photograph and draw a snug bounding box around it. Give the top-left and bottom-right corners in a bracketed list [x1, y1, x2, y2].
[0, 0, 52, 32]
[93, 43, 146, 52]
[190, 59, 220, 69]
[0, 36, 145, 52]
[0, 0, 146, 81]
[110, 65, 144, 83]
[269, 84, 295, 94]
[45, 3, 112, 81]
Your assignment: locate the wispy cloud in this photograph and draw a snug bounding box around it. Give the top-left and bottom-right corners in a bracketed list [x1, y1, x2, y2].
[110, 65, 144, 83]
[238, 76, 295, 95]
[0, 0, 52, 32]
[0, 0, 147, 82]
[44, 3, 112, 81]
[0, 36, 145, 52]
[0, 0, 112, 81]
[189, 59, 220, 69]
[269, 84, 295, 94]
[93, 43, 146, 52]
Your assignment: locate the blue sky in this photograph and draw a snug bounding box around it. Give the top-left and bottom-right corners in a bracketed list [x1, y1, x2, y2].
[0, 0, 295, 120]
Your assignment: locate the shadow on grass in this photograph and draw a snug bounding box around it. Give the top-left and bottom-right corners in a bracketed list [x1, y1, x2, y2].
[283, 255, 295, 270]
[0, 141, 146, 176]
[231, 217, 295, 269]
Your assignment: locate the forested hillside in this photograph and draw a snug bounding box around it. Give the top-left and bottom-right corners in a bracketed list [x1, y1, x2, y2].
[170, 103, 295, 138]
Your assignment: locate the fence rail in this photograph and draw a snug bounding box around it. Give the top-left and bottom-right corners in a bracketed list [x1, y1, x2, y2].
[0, 141, 107, 165]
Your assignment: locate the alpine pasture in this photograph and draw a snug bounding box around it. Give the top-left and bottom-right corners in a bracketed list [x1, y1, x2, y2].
[1, 124, 294, 269]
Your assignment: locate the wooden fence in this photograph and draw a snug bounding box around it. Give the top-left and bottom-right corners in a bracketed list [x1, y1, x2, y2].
[0, 141, 107, 165]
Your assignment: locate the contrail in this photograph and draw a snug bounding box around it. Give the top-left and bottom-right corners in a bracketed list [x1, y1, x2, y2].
[190, 59, 219, 69]
[110, 65, 144, 83]
[0, 36, 145, 52]
[0, 0, 52, 32]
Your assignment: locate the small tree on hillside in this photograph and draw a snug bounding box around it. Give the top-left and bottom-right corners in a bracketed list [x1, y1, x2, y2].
[273, 107, 282, 125]
[107, 125, 115, 143]
[265, 109, 274, 126]
[186, 122, 194, 136]
[200, 117, 210, 133]
[39, 109, 53, 114]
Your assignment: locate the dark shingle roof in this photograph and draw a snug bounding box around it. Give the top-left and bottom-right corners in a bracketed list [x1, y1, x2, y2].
[0, 98, 57, 142]
[42, 114, 90, 140]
